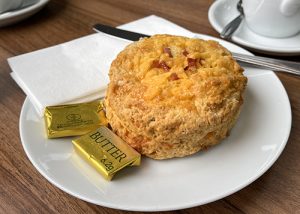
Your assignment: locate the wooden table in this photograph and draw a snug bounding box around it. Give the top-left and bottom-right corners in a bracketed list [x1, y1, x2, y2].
[1, 0, 299, 213]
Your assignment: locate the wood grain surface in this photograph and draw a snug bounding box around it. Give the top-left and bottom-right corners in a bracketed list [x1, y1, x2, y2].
[0, 0, 299, 213]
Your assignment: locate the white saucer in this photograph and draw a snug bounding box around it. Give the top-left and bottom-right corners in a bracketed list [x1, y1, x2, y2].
[19, 33, 292, 211]
[0, 0, 49, 27]
[208, 0, 300, 56]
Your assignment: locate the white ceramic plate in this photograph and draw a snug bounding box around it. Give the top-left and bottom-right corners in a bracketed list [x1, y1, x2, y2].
[0, 0, 49, 27]
[208, 0, 300, 56]
[19, 34, 291, 211]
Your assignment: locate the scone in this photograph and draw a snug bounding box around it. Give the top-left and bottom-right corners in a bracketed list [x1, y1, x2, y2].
[105, 34, 247, 159]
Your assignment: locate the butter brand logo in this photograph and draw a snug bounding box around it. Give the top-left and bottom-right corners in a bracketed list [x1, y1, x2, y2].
[66, 114, 81, 121]
[90, 131, 127, 163]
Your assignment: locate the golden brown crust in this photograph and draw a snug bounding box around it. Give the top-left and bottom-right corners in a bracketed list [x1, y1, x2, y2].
[105, 35, 247, 159]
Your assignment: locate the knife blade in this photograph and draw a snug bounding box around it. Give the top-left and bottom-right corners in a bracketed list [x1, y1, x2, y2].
[93, 24, 150, 41]
[92, 24, 300, 76]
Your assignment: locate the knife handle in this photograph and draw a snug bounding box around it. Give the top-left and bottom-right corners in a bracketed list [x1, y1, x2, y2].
[232, 53, 300, 76]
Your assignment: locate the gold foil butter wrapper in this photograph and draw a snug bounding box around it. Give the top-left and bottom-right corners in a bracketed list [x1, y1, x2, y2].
[72, 126, 141, 180]
[44, 100, 107, 138]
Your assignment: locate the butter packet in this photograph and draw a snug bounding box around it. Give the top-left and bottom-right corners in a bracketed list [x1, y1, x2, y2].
[72, 126, 141, 180]
[44, 100, 107, 138]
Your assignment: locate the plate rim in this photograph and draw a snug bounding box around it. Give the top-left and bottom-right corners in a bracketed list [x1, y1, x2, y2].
[0, 0, 49, 20]
[19, 34, 292, 211]
[0, 0, 49, 27]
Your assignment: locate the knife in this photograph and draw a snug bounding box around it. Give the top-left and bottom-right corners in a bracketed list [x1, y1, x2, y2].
[93, 24, 300, 76]
[93, 24, 150, 41]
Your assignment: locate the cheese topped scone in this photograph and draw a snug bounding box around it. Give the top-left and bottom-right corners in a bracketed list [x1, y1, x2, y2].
[105, 35, 247, 159]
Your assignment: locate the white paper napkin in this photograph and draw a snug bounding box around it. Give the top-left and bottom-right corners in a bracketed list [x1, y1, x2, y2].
[8, 15, 194, 117]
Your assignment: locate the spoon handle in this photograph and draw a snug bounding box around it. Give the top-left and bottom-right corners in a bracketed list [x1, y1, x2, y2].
[220, 15, 243, 39]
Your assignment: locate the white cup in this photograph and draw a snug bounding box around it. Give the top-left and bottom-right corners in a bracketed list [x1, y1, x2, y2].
[243, 0, 300, 38]
[0, 0, 38, 14]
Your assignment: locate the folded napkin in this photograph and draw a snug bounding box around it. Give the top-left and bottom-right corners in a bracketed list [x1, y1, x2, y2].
[8, 15, 194, 117]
